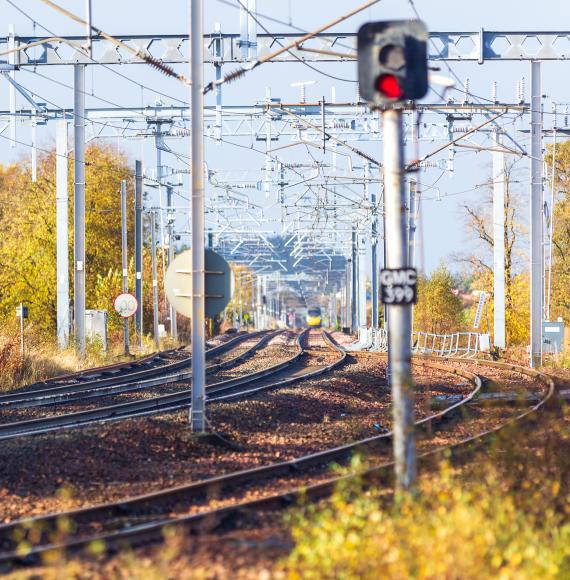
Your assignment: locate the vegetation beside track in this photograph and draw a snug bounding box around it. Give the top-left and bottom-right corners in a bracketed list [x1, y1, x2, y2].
[0, 325, 159, 392]
[285, 404, 570, 579]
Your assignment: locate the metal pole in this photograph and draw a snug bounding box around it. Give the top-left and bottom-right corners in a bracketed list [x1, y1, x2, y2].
[8, 25, 15, 148]
[382, 204, 388, 329]
[121, 180, 130, 356]
[134, 160, 143, 349]
[358, 235, 367, 330]
[408, 180, 417, 267]
[73, 64, 86, 357]
[167, 185, 178, 340]
[530, 61, 543, 368]
[190, 0, 206, 433]
[256, 275, 262, 329]
[383, 108, 415, 491]
[492, 131, 506, 349]
[84, 0, 93, 56]
[19, 303, 24, 359]
[546, 122, 557, 321]
[150, 211, 160, 350]
[351, 230, 357, 332]
[56, 119, 69, 349]
[371, 185, 379, 331]
[408, 180, 417, 334]
[238, 273, 243, 331]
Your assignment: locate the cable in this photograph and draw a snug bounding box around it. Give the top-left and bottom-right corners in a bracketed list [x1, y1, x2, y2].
[205, 0, 383, 94]
[232, 0, 358, 84]
[38, 0, 190, 84]
[4, 0, 190, 106]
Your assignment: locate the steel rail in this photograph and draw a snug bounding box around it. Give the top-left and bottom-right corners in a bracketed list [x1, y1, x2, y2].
[0, 330, 339, 440]
[0, 331, 266, 407]
[0, 331, 275, 410]
[4, 356, 554, 567]
[0, 349, 486, 564]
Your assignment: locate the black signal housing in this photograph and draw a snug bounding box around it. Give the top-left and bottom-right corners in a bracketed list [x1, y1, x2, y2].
[357, 20, 429, 107]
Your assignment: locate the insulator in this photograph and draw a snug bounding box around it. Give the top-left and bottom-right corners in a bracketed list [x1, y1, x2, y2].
[452, 125, 472, 133]
[418, 160, 441, 168]
[492, 81, 497, 103]
[169, 128, 191, 137]
[517, 77, 526, 104]
[463, 78, 470, 103]
[356, 83, 361, 103]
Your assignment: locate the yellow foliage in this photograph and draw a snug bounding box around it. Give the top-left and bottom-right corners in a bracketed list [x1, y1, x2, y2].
[413, 265, 464, 334]
[546, 140, 570, 323]
[285, 462, 570, 579]
[468, 270, 529, 346]
[0, 145, 168, 340]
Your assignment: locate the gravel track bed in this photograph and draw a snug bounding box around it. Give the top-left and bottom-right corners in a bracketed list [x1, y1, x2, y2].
[7, 358, 555, 578]
[0, 352, 468, 522]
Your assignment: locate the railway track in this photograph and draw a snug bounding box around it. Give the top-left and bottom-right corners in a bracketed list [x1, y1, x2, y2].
[0, 329, 343, 441]
[0, 350, 546, 567]
[0, 331, 268, 410]
[0, 331, 274, 411]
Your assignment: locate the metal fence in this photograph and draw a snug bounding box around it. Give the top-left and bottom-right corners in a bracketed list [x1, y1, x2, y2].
[345, 328, 489, 358]
[412, 331, 488, 357]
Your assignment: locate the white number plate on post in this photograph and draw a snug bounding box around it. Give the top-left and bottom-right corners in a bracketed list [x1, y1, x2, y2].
[380, 268, 417, 305]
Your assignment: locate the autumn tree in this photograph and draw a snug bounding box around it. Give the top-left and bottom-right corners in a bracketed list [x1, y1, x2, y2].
[0, 145, 164, 339]
[546, 140, 570, 322]
[413, 265, 464, 334]
[456, 158, 529, 345]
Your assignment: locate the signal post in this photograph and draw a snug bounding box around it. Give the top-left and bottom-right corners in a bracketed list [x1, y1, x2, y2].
[358, 20, 428, 491]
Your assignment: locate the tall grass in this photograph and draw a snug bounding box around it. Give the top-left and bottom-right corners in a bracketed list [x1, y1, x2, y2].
[0, 324, 156, 391]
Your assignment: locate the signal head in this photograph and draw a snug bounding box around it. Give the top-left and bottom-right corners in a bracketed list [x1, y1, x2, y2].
[357, 20, 429, 107]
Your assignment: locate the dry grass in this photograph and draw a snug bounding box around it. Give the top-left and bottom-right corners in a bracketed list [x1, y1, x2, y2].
[0, 325, 158, 392]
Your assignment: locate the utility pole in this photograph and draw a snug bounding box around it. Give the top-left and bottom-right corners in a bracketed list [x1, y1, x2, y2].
[190, 0, 206, 433]
[74, 64, 86, 357]
[371, 181, 379, 331]
[167, 185, 178, 340]
[408, 180, 417, 268]
[150, 211, 160, 350]
[351, 229, 357, 332]
[358, 234, 367, 331]
[56, 119, 69, 349]
[134, 160, 143, 349]
[492, 131, 506, 349]
[121, 180, 130, 356]
[530, 61, 543, 368]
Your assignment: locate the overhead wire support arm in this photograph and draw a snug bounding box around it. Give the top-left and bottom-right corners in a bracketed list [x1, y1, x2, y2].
[279, 106, 382, 167]
[406, 111, 509, 170]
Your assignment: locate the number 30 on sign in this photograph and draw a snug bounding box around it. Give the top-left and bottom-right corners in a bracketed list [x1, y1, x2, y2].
[380, 268, 417, 305]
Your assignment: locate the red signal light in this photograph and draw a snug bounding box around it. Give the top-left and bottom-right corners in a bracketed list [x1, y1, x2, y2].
[376, 74, 404, 100]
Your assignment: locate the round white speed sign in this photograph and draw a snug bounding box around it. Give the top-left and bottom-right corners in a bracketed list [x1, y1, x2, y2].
[114, 293, 138, 318]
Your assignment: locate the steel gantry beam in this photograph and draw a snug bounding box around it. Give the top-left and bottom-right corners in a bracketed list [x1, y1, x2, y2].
[4, 31, 570, 65]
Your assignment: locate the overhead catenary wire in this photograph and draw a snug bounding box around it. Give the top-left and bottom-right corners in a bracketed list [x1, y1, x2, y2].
[231, 0, 358, 84]
[38, 0, 191, 85]
[3, 0, 190, 106]
[204, 0, 383, 94]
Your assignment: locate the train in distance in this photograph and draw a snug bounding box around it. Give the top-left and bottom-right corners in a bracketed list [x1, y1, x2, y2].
[306, 306, 322, 328]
